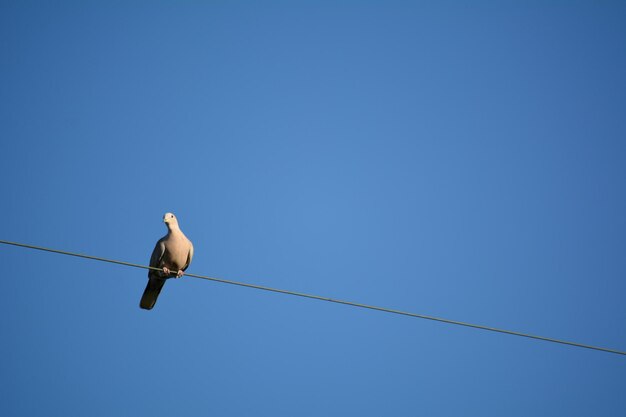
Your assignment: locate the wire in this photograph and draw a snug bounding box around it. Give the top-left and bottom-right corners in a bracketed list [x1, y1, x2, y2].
[1, 238, 624, 356]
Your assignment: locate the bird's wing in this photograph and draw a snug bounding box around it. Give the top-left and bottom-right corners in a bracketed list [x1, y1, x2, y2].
[182, 240, 194, 272]
[149, 238, 166, 272]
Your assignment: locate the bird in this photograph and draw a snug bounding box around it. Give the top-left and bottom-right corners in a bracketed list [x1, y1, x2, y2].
[140, 213, 194, 310]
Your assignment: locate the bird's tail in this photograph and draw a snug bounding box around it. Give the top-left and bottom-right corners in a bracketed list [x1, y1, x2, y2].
[140, 278, 166, 310]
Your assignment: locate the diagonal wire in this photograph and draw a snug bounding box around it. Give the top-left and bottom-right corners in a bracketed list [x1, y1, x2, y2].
[1, 238, 624, 356]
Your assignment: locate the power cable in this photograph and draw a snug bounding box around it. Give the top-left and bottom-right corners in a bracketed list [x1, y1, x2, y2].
[1, 238, 624, 356]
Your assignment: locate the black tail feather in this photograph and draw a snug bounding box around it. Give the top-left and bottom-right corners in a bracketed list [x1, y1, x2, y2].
[140, 278, 166, 310]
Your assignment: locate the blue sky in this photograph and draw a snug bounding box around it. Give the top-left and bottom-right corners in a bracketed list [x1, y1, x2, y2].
[2, 1, 625, 416]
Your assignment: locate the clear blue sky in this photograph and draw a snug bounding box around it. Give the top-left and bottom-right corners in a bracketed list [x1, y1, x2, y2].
[2, 1, 625, 416]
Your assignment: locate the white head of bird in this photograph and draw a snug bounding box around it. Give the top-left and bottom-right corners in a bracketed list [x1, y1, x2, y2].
[163, 212, 179, 229]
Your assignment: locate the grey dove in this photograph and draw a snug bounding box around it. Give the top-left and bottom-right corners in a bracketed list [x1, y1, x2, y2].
[140, 213, 194, 310]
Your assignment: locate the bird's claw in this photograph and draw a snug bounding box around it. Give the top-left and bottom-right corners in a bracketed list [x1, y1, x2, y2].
[161, 267, 183, 278]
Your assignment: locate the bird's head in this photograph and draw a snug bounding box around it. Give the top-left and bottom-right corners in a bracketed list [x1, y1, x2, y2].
[163, 212, 179, 228]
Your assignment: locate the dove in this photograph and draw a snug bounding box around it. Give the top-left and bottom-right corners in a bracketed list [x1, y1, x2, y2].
[140, 213, 194, 310]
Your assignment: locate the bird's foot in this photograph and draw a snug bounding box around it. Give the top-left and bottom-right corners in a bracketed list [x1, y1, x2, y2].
[162, 267, 171, 275]
[176, 270, 184, 278]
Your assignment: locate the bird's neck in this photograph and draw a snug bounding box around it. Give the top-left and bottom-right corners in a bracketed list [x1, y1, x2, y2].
[166, 224, 182, 234]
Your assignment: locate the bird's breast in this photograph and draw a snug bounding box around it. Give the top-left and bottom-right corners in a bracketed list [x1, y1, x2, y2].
[161, 239, 190, 270]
